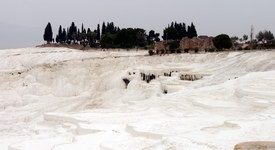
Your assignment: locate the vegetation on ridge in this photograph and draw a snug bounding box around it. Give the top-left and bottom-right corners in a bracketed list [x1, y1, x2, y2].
[43, 21, 198, 49]
[43, 21, 275, 51]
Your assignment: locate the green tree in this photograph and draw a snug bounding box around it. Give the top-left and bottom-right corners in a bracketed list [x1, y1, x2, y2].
[213, 34, 232, 50]
[162, 22, 194, 40]
[231, 36, 239, 47]
[169, 41, 180, 53]
[135, 28, 147, 47]
[163, 27, 179, 40]
[243, 34, 248, 42]
[43, 22, 53, 44]
[96, 24, 101, 41]
[256, 30, 274, 43]
[61, 29, 67, 43]
[101, 33, 116, 48]
[147, 30, 160, 44]
[87, 31, 97, 47]
[67, 22, 77, 44]
[188, 22, 197, 38]
[102, 22, 106, 36]
[56, 25, 63, 43]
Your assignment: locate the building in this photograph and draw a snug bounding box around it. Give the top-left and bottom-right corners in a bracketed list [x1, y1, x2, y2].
[179, 36, 215, 51]
[154, 36, 215, 53]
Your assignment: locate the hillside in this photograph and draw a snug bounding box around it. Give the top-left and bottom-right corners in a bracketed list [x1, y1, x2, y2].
[0, 48, 274, 150]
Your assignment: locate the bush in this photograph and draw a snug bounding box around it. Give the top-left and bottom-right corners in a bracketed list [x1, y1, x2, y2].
[148, 50, 154, 56]
[176, 49, 181, 53]
[252, 45, 258, 49]
[208, 48, 215, 52]
[170, 49, 176, 53]
[184, 49, 189, 53]
[244, 47, 250, 50]
[145, 44, 154, 50]
[169, 41, 180, 50]
[213, 34, 233, 50]
[156, 50, 159, 54]
[194, 48, 199, 53]
[237, 47, 243, 51]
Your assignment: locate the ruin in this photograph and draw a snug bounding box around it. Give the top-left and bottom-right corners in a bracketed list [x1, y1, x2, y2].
[154, 36, 215, 53]
[140, 73, 156, 83]
[179, 74, 203, 81]
[179, 36, 215, 51]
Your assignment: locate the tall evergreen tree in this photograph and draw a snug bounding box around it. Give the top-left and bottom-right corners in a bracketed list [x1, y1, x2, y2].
[96, 24, 101, 41]
[43, 22, 53, 44]
[62, 28, 67, 43]
[190, 22, 198, 38]
[68, 22, 77, 43]
[81, 23, 84, 33]
[57, 25, 63, 43]
[187, 26, 192, 38]
[56, 35, 60, 43]
[162, 22, 191, 40]
[102, 22, 106, 36]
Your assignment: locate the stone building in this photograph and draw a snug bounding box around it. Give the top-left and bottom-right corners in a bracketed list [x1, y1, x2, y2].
[154, 41, 167, 51]
[179, 36, 215, 51]
[154, 40, 175, 51]
[154, 36, 215, 53]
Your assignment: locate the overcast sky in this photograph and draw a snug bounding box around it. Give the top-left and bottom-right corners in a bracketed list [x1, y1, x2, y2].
[0, 0, 274, 49]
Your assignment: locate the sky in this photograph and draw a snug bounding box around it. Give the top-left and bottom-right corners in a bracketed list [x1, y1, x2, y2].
[0, 0, 275, 49]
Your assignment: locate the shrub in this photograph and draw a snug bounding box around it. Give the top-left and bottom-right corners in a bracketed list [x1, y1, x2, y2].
[156, 50, 159, 54]
[194, 48, 199, 53]
[145, 44, 154, 50]
[237, 47, 243, 51]
[213, 34, 233, 50]
[169, 41, 180, 50]
[184, 49, 189, 53]
[148, 50, 154, 56]
[252, 45, 258, 49]
[208, 48, 215, 52]
[170, 49, 176, 53]
[176, 49, 181, 53]
[244, 47, 250, 50]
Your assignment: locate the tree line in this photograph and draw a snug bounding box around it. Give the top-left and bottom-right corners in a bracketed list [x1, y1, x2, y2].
[230, 30, 275, 50]
[43, 21, 198, 49]
[162, 22, 197, 41]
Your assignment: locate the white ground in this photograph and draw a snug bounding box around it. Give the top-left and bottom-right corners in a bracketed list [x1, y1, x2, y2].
[0, 48, 274, 150]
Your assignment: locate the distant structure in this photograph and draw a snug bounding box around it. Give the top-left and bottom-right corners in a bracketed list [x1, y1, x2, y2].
[154, 41, 168, 51]
[250, 25, 254, 43]
[250, 25, 254, 46]
[154, 36, 215, 53]
[179, 36, 214, 51]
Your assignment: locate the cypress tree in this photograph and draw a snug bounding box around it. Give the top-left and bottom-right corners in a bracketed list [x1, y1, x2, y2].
[96, 24, 101, 41]
[56, 35, 60, 43]
[68, 22, 77, 44]
[102, 22, 106, 36]
[187, 26, 192, 38]
[162, 22, 190, 40]
[190, 22, 197, 38]
[62, 28, 67, 43]
[81, 23, 84, 33]
[58, 25, 63, 43]
[106, 22, 110, 33]
[181, 23, 187, 38]
[43, 22, 53, 44]
[77, 29, 81, 42]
